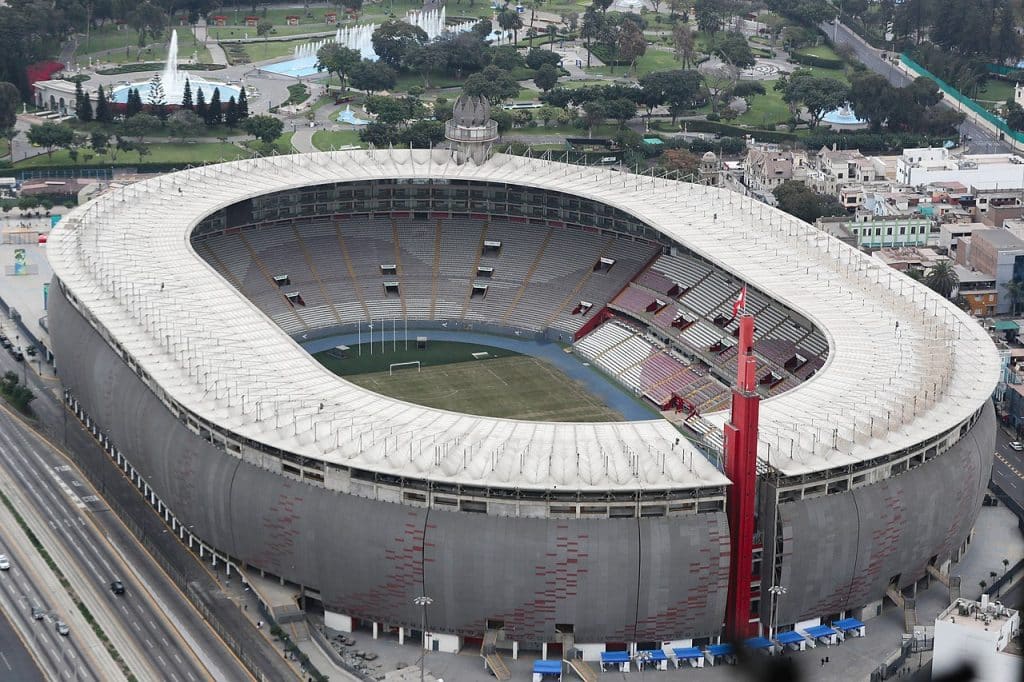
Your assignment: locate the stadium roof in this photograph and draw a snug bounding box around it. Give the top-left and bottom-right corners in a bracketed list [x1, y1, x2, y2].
[48, 150, 999, 490]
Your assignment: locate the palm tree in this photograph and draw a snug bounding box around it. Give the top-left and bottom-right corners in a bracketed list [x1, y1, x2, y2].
[497, 8, 523, 45]
[1004, 278, 1024, 314]
[923, 260, 959, 299]
[1004, 558, 1011, 575]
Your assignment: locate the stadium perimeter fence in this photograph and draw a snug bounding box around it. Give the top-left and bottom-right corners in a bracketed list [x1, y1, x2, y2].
[900, 54, 1024, 147]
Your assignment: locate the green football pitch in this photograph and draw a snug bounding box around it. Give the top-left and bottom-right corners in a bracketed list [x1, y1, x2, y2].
[313, 341, 622, 422]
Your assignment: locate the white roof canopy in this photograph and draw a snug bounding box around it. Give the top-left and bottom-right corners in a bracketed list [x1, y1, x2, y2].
[48, 150, 999, 489]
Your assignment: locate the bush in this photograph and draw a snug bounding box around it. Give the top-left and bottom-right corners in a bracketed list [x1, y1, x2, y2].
[96, 63, 226, 75]
[790, 51, 845, 70]
[590, 44, 630, 67]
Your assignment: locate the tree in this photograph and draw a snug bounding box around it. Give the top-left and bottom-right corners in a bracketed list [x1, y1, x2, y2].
[90, 131, 109, 153]
[694, 0, 731, 38]
[237, 86, 249, 120]
[74, 80, 93, 122]
[26, 122, 74, 158]
[256, 20, 273, 54]
[1006, 100, 1024, 132]
[533, 63, 560, 92]
[713, 31, 755, 69]
[95, 84, 112, 124]
[582, 100, 605, 136]
[703, 61, 739, 114]
[403, 119, 445, 147]
[195, 87, 208, 123]
[463, 65, 519, 105]
[181, 78, 194, 109]
[1003, 279, 1024, 314]
[224, 96, 239, 128]
[496, 8, 523, 45]
[316, 43, 361, 89]
[772, 180, 846, 223]
[526, 48, 561, 70]
[922, 261, 959, 299]
[121, 112, 161, 144]
[241, 114, 284, 144]
[616, 20, 646, 74]
[166, 109, 203, 141]
[777, 70, 849, 128]
[661, 69, 703, 123]
[1004, 558, 1011, 575]
[371, 20, 428, 68]
[491, 45, 526, 71]
[579, 7, 603, 67]
[673, 24, 696, 68]
[605, 98, 636, 126]
[365, 94, 412, 125]
[206, 87, 222, 125]
[848, 72, 896, 132]
[660, 148, 701, 176]
[348, 60, 397, 94]
[547, 24, 558, 50]
[147, 73, 168, 121]
[125, 88, 143, 118]
[403, 44, 449, 87]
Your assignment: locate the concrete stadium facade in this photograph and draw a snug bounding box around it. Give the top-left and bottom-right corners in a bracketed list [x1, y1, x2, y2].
[47, 150, 998, 652]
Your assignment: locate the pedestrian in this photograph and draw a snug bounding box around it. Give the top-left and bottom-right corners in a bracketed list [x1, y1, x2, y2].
[257, 620, 263, 629]
[826, 656, 830, 664]
[820, 658, 825, 667]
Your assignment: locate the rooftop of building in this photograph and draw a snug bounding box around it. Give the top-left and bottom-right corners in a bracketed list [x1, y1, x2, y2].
[972, 227, 1024, 250]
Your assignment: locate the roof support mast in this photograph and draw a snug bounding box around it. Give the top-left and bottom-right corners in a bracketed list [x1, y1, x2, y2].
[723, 312, 760, 642]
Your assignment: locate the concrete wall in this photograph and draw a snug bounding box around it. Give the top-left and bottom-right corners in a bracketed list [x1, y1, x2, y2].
[772, 401, 995, 625]
[49, 282, 731, 644]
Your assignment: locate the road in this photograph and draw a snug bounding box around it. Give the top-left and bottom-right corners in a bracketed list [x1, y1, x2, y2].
[993, 427, 1024, 511]
[0, 339, 298, 680]
[822, 20, 1011, 155]
[0, 406, 218, 681]
[0, 565, 51, 682]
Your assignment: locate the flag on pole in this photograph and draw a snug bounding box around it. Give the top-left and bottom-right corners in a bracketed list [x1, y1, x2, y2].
[732, 285, 747, 317]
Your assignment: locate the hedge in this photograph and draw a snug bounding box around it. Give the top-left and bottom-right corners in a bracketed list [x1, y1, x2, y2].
[590, 44, 630, 66]
[790, 51, 844, 70]
[96, 62, 227, 75]
[659, 119, 799, 143]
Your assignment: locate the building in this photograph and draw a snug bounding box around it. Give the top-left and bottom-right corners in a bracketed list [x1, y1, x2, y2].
[940, 222, 985, 253]
[955, 265, 998, 316]
[816, 213, 935, 250]
[932, 597, 1020, 682]
[961, 228, 1024, 313]
[742, 148, 807, 195]
[871, 247, 948, 273]
[897, 147, 1024, 188]
[47, 150, 999, 658]
[812, 147, 886, 196]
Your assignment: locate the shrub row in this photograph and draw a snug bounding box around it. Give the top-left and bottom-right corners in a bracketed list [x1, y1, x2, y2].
[654, 119, 799, 143]
[789, 51, 844, 70]
[96, 62, 226, 75]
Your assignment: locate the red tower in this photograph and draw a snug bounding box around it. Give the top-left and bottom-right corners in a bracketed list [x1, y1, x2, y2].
[723, 313, 760, 642]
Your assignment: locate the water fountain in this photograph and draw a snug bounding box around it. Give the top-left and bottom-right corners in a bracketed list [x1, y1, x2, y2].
[336, 104, 371, 125]
[822, 103, 866, 126]
[110, 30, 240, 104]
[260, 7, 478, 77]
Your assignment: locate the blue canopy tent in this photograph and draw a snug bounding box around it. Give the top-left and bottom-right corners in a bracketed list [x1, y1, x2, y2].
[804, 624, 838, 646]
[744, 636, 775, 654]
[833, 617, 866, 638]
[705, 643, 736, 666]
[600, 651, 631, 672]
[672, 647, 704, 669]
[532, 659, 562, 681]
[636, 649, 668, 671]
[775, 630, 808, 651]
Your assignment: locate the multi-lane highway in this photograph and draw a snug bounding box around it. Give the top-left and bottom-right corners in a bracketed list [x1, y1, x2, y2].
[822, 20, 1011, 156]
[0, 406, 218, 681]
[993, 427, 1024, 511]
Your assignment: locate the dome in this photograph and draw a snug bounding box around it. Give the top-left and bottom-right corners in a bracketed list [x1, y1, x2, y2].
[702, 151, 717, 162]
[451, 94, 492, 127]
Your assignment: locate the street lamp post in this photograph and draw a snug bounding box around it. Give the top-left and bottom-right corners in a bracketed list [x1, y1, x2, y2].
[768, 585, 787, 641]
[413, 595, 433, 682]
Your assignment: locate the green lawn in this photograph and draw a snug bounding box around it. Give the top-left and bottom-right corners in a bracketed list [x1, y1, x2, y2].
[321, 344, 623, 421]
[236, 38, 311, 62]
[801, 65, 850, 85]
[79, 26, 211, 66]
[735, 84, 791, 128]
[795, 44, 842, 60]
[978, 79, 1015, 104]
[16, 142, 249, 168]
[585, 49, 679, 78]
[240, 132, 295, 155]
[312, 129, 364, 150]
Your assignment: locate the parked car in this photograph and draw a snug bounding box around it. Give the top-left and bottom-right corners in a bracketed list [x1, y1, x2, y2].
[55, 620, 69, 636]
[109, 580, 125, 595]
[1011, 441, 1024, 451]
[0, 554, 9, 570]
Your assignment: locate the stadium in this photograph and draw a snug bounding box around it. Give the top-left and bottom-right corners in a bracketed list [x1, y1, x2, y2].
[46, 122, 999, 663]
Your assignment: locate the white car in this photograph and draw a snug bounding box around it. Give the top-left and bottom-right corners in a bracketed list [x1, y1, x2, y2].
[1010, 441, 1024, 451]
[55, 620, 69, 636]
[0, 555, 9, 570]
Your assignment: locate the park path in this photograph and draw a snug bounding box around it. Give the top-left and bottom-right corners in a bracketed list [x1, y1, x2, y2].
[194, 20, 229, 65]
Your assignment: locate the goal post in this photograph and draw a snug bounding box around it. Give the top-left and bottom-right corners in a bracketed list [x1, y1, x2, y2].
[389, 361, 421, 375]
